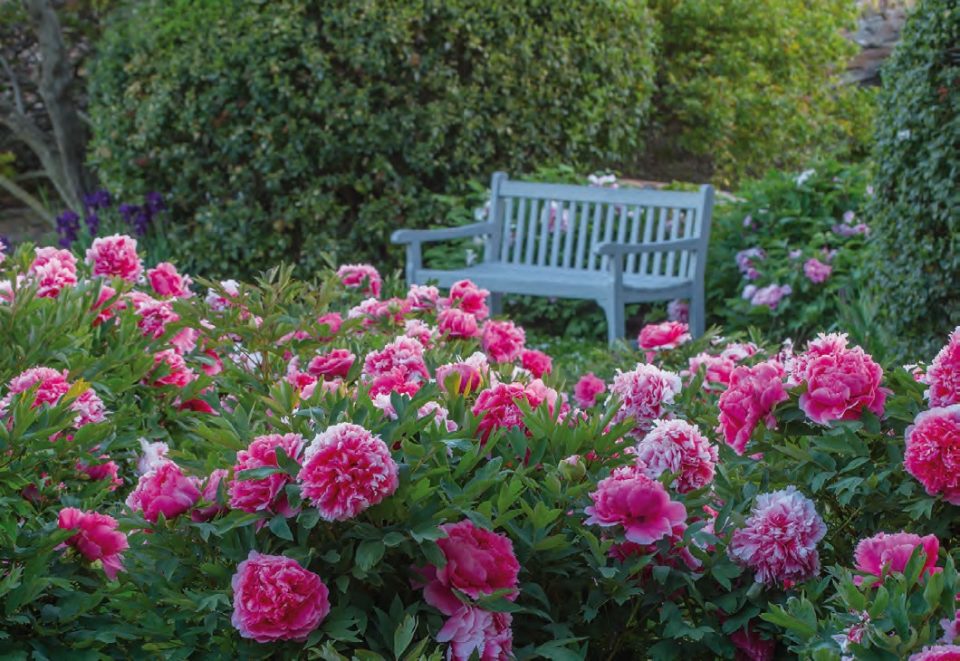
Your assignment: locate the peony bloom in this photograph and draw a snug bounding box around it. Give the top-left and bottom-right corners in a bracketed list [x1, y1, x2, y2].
[192, 468, 229, 522]
[316, 311, 343, 338]
[609, 364, 682, 437]
[853, 531, 939, 585]
[137, 439, 169, 475]
[91, 285, 117, 326]
[637, 321, 691, 353]
[909, 646, 960, 661]
[687, 352, 736, 391]
[795, 333, 886, 424]
[520, 349, 552, 378]
[743, 283, 792, 309]
[86, 234, 143, 282]
[633, 419, 718, 493]
[298, 423, 399, 521]
[406, 284, 440, 311]
[231, 551, 330, 643]
[336, 263, 382, 298]
[904, 406, 960, 504]
[481, 320, 526, 363]
[728, 486, 826, 587]
[307, 348, 356, 380]
[77, 456, 122, 491]
[667, 299, 689, 323]
[439, 307, 480, 339]
[436, 354, 487, 395]
[585, 463, 687, 544]
[925, 327, 960, 407]
[446, 279, 490, 321]
[730, 624, 776, 661]
[58, 508, 128, 580]
[404, 318, 435, 346]
[229, 433, 304, 515]
[717, 361, 788, 455]
[574, 372, 606, 408]
[438, 607, 513, 661]
[147, 262, 193, 298]
[0, 366, 69, 416]
[363, 336, 430, 384]
[128, 292, 180, 339]
[803, 258, 832, 284]
[205, 279, 240, 311]
[29, 247, 78, 298]
[472, 381, 556, 444]
[149, 349, 197, 388]
[422, 520, 520, 616]
[125, 460, 201, 522]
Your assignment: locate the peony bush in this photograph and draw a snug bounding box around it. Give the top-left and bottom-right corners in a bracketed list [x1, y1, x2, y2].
[2, 235, 960, 658]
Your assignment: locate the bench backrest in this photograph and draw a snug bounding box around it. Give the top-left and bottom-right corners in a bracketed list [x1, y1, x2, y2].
[486, 172, 714, 281]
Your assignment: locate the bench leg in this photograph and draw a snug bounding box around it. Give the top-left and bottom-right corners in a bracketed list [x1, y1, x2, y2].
[489, 292, 503, 316]
[601, 299, 625, 346]
[690, 289, 706, 338]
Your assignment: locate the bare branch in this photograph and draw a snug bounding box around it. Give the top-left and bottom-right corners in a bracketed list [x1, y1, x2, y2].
[0, 53, 26, 115]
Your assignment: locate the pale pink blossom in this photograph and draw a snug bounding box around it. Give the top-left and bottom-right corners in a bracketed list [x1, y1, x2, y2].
[632, 419, 718, 493]
[803, 258, 832, 284]
[29, 247, 77, 298]
[336, 264, 382, 298]
[609, 364, 682, 436]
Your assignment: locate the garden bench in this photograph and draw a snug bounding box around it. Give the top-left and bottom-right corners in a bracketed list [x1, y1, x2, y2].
[391, 172, 715, 344]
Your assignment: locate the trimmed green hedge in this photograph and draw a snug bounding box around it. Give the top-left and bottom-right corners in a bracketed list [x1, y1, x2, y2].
[867, 0, 960, 355]
[88, 0, 657, 279]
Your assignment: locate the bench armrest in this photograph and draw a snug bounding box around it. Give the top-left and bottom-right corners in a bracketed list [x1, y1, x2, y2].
[391, 222, 494, 245]
[593, 238, 702, 257]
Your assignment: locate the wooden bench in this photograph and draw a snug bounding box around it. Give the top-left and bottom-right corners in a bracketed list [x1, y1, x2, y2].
[391, 172, 715, 344]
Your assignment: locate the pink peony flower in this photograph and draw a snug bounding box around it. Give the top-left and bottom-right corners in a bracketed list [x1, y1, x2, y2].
[336, 264, 382, 298]
[520, 349, 552, 378]
[0, 366, 70, 416]
[730, 623, 776, 661]
[125, 460, 201, 522]
[170, 327, 199, 355]
[147, 262, 193, 298]
[574, 372, 606, 408]
[471, 381, 556, 444]
[728, 486, 826, 587]
[149, 349, 197, 388]
[795, 333, 886, 424]
[71, 388, 106, 428]
[439, 307, 480, 339]
[137, 439, 169, 475]
[422, 520, 520, 616]
[853, 531, 939, 585]
[316, 311, 343, 338]
[667, 299, 689, 323]
[86, 234, 143, 282]
[363, 336, 430, 382]
[191, 468, 229, 522]
[29, 247, 78, 298]
[610, 364, 682, 437]
[406, 284, 440, 310]
[77, 456, 122, 491]
[231, 551, 330, 643]
[58, 508, 128, 580]
[717, 361, 788, 455]
[688, 352, 736, 391]
[438, 607, 513, 661]
[91, 285, 117, 326]
[404, 318, 435, 346]
[585, 463, 687, 544]
[436, 354, 487, 395]
[229, 433, 304, 515]
[205, 279, 240, 310]
[925, 327, 960, 407]
[307, 349, 355, 380]
[128, 292, 180, 339]
[909, 646, 960, 661]
[803, 258, 832, 284]
[446, 279, 490, 320]
[298, 423, 399, 521]
[637, 321, 691, 353]
[481, 320, 526, 363]
[632, 419, 718, 493]
[904, 406, 960, 504]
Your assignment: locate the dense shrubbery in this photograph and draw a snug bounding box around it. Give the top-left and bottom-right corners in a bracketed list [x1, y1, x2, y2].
[644, 0, 874, 185]
[706, 160, 876, 348]
[87, 0, 657, 280]
[5, 236, 960, 658]
[867, 0, 960, 357]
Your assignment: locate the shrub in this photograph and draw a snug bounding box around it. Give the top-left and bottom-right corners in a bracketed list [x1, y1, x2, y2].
[87, 0, 657, 280]
[706, 160, 875, 346]
[867, 0, 960, 357]
[5, 232, 960, 658]
[645, 0, 874, 185]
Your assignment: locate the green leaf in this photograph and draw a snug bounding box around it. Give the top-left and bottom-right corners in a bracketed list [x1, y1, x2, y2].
[355, 540, 385, 572]
[268, 515, 294, 541]
[393, 614, 417, 657]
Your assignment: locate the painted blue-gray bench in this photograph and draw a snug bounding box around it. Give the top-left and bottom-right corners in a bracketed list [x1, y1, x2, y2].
[391, 172, 715, 344]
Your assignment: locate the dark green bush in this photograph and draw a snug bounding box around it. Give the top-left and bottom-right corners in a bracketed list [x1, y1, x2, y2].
[88, 0, 657, 279]
[644, 0, 874, 186]
[867, 0, 960, 356]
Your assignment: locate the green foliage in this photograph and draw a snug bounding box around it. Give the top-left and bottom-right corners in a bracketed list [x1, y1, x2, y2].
[646, 0, 874, 185]
[87, 0, 657, 280]
[707, 160, 875, 345]
[866, 0, 960, 358]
